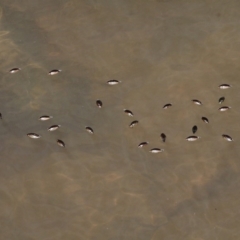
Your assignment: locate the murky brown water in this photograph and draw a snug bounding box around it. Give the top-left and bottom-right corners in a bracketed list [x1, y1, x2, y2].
[1, 0, 240, 239]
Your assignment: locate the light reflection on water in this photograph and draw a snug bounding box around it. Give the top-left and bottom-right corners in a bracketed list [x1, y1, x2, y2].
[0, 0, 240, 239]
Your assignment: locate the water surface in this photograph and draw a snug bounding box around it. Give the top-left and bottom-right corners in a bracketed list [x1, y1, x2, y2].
[0, 0, 240, 239]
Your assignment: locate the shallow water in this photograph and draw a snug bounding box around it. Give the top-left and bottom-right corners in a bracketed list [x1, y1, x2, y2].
[1, 0, 240, 239]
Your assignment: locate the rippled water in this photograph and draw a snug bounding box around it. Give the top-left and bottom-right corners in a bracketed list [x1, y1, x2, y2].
[1, 0, 240, 239]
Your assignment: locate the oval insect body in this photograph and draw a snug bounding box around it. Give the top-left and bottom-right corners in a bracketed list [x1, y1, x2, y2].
[160, 133, 166, 142]
[57, 139, 65, 147]
[218, 97, 225, 104]
[124, 109, 133, 117]
[192, 99, 202, 105]
[163, 103, 172, 109]
[149, 148, 164, 153]
[219, 106, 231, 112]
[129, 120, 139, 128]
[96, 100, 102, 108]
[48, 125, 61, 131]
[107, 80, 121, 85]
[86, 126, 94, 134]
[222, 134, 233, 141]
[39, 115, 53, 121]
[219, 84, 231, 89]
[49, 69, 62, 75]
[186, 136, 200, 141]
[192, 125, 198, 134]
[9, 68, 21, 73]
[27, 133, 41, 139]
[202, 117, 209, 123]
[138, 142, 149, 148]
